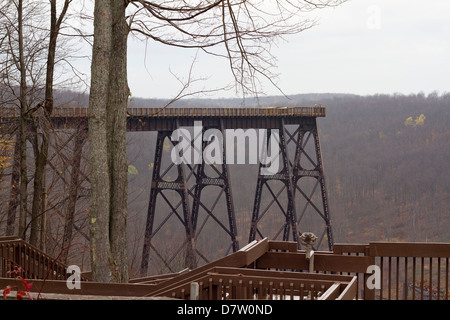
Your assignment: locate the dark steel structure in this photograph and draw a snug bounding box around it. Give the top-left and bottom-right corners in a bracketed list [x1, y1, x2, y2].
[139, 119, 240, 276]
[0, 106, 333, 276]
[125, 106, 333, 276]
[249, 118, 333, 251]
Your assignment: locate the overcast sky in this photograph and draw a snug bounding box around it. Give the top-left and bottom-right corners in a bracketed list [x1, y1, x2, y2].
[80, 0, 450, 100]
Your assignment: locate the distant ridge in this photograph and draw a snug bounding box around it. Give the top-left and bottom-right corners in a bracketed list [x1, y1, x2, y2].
[49, 89, 358, 108]
[127, 93, 359, 108]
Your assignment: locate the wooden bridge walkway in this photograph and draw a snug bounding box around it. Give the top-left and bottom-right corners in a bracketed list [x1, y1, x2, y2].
[0, 105, 326, 131]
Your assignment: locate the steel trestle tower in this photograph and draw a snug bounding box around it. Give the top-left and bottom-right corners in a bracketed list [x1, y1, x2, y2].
[0, 105, 334, 276]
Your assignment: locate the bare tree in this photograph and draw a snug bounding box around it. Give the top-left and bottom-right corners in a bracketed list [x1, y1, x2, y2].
[61, 128, 87, 264]
[88, 0, 344, 282]
[39, 121, 91, 263]
[0, 0, 45, 238]
[128, 0, 344, 96]
[0, 0, 81, 245]
[88, 0, 116, 283]
[29, 0, 72, 247]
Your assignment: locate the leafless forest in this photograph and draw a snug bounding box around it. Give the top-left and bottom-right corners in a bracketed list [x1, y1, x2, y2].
[2, 90, 448, 277]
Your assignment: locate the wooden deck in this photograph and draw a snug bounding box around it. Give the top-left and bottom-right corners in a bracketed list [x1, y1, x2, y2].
[1, 236, 450, 300]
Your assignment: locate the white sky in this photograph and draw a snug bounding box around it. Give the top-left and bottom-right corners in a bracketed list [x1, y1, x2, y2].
[75, 0, 450, 100]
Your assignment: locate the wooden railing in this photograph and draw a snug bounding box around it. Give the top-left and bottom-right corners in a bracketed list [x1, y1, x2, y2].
[163, 267, 357, 300]
[2, 237, 449, 300]
[0, 237, 89, 281]
[243, 240, 450, 300]
[0, 106, 326, 118]
[255, 242, 375, 300]
[143, 239, 357, 300]
[333, 242, 450, 300]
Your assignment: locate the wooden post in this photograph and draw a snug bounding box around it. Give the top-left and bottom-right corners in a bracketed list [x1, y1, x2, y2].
[190, 282, 199, 300]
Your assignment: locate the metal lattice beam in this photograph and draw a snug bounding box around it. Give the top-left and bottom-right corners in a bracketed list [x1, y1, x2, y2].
[249, 118, 333, 251]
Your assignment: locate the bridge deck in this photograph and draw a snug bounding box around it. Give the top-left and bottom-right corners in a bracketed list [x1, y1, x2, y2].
[0, 106, 325, 131]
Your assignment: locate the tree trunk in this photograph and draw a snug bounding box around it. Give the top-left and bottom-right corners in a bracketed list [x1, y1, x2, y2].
[39, 184, 46, 252]
[6, 136, 20, 236]
[17, 0, 28, 240]
[29, 130, 48, 246]
[88, 0, 114, 283]
[30, 0, 70, 247]
[61, 130, 85, 264]
[107, 0, 130, 283]
[88, 0, 130, 283]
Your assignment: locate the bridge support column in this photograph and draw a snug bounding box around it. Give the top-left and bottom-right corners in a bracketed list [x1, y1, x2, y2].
[140, 128, 195, 276]
[140, 120, 239, 276]
[249, 118, 333, 251]
[190, 119, 239, 261]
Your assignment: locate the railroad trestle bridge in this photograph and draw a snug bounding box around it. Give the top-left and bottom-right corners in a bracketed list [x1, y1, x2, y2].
[0, 105, 333, 276]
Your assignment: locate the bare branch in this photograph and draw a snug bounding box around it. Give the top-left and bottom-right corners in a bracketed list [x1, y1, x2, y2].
[127, 0, 345, 97]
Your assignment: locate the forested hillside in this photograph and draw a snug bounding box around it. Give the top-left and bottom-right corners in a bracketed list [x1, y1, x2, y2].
[316, 93, 450, 243]
[1, 91, 448, 276]
[126, 92, 450, 257]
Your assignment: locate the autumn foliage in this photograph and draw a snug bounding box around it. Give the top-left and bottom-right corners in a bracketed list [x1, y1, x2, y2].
[1, 264, 34, 300]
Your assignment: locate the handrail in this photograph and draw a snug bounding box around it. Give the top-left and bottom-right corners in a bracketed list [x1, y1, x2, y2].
[2, 238, 449, 300]
[165, 273, 356, 300]
[334, 242, 450, 300]
[0, 106, 326, 118]
[156, 265, 356, 300]
[145, 238, 270, 297]
[0, 238, 90, 281]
